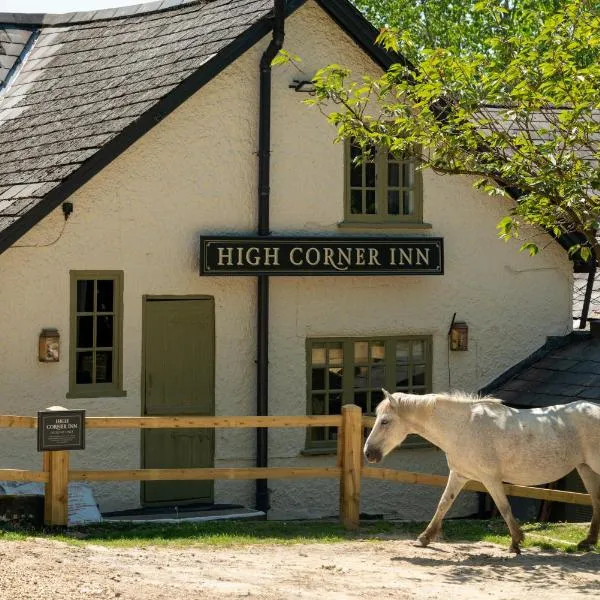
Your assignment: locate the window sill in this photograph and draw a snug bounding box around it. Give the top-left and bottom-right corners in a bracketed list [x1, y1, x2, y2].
[337, 221, 433, 231]
[66, 389, 127, 400]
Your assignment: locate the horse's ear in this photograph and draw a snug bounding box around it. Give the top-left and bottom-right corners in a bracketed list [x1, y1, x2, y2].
[382, 388, 399, 408]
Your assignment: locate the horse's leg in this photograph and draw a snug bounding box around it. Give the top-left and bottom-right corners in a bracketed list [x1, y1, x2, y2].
[576, 464, 600, 550]
[417, 470, 467, 547]
[484, 480, 524, 554]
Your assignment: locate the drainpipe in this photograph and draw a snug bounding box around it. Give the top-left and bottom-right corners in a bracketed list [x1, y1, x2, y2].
[256, 0, 285, 513]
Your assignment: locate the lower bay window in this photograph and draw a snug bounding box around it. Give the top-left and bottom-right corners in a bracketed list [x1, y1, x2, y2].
[306, 336, 432, 451]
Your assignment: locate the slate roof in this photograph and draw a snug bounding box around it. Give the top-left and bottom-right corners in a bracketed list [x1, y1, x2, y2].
[0, 0, 391, 253]
[484, 332, 600, 408]
[0, 26, 34, 88]
[0, 0, 278, 241]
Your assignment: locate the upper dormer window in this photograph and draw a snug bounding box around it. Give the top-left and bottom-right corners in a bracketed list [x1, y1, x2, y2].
[344, 141, 423, 225]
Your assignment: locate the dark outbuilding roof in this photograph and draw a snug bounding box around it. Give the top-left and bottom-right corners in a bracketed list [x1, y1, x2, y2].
[0, 0, 393, 254]
[483, 332, 600, 408]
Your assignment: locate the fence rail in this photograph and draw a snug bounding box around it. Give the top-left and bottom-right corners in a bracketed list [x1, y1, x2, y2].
[0, 405, 593, 527]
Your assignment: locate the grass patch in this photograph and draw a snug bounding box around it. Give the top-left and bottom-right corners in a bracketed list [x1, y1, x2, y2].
[0, 519, 596, 553]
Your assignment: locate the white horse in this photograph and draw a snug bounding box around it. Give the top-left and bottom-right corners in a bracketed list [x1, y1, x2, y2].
[363, 389, 600, 553]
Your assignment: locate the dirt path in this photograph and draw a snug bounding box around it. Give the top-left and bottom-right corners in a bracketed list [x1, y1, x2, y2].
[0, 537, 599, 599]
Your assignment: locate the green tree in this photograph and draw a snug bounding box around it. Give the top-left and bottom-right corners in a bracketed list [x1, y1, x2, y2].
[351, 0, 567, 63]
[310, 0, 600, 262]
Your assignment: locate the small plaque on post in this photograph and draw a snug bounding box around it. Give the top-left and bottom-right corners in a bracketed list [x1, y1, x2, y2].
[37, 409, 86, 452]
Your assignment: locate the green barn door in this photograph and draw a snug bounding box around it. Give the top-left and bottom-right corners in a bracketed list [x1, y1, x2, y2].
[142, 297, 215, 505]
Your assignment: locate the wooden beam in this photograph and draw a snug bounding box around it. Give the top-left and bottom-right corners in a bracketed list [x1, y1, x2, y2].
[69, 466, 341, 482]
[0, 469, 48, 482]
[362, 468, 593, 506]
[340, 404, 362, 530]
[85, 415, 342, 429]
[0, 415, 37, 428]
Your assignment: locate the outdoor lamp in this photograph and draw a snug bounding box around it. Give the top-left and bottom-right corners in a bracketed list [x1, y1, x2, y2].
[449, 321, 469, 351]
[38, 328, 60, 362]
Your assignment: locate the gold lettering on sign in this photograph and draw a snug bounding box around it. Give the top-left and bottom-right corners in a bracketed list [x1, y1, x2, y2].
[416, 248, 430, 265]
[355, 248, 366, 266]
[305, 248, 320, 266]
[217, 247, 234, 266]
[368, 248, 381, 266]
[264, 247, 280, 266]
[246, 247, 261, 266]
[290, 247, 303, 266]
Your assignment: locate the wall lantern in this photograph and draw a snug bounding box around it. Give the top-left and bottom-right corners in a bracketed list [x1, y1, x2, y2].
[38, 328, 60, 362]
[448, 314, 468, 351]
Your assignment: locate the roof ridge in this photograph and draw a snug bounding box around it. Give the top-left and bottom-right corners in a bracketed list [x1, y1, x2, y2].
[0, 0, 207, 28]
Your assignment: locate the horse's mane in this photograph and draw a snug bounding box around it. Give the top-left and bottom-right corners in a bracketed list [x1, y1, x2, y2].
[434, 391, 501, 404]
[379, 390, 501, 413]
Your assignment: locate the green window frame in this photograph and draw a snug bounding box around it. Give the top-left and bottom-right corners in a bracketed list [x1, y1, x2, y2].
[344, 140, 423, 225]
[305, 336, 432, 451]
[68, 271, 125, 399]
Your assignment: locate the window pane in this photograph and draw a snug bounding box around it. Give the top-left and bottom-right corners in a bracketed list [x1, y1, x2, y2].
[76, 280, 94, 312]
[388, 190, 400, 215]
[353, 366, 369, 388]
[96, 315, 113, 348]
[396, 342, 409, 363]
[413, 364, 426, 387]
[354, 342, 369, 363]
[396, 365, 409, 389]
[351, 143, 362, 160]
[311, 346, 326, 365]
[328, 367, 343, 390]
[350, 162, 363, 187]
[403, 161, 415, 186]
[311, 367, 326, 390]
[329, 393, 342, 415]
[403, 190, 415, 215]
[76, 351, 93, 384]
[365, 162, 376, 188]
[312, 394, 326, 415]
[371, 341, 385, 362]
[350, 189, 363, 214]
[366, 190, 376, 214]
[371, 363, 386, 389]
[97, 280, 114, 312]
[412, 340, 425, 361]
[388, 162, 399, 187]
[354, 391, 368, 413]
[328, 344, 343, 366]
[77, 316, 94, 348]
[311, 427, 326, 441]
[96, 351, 113, 383]
[371, 389, 384, 412]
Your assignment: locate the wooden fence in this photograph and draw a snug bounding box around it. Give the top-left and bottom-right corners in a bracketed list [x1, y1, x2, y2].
[0, 405, 592, 527]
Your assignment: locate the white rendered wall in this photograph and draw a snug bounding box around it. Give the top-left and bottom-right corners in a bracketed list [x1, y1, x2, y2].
[0, 1, 572, 519]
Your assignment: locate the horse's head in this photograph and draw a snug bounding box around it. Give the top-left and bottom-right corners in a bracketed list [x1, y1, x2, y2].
[363, 389, 408, 464]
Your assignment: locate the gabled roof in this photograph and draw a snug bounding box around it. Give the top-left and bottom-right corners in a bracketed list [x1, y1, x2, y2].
[0, 0, 395, 254]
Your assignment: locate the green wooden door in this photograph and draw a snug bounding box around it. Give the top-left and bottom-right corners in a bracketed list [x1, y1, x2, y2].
[142, 298, 215, 505]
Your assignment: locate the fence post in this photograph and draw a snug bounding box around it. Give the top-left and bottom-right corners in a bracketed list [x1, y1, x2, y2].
[340, 404, 362, 529]
[44, 450, 69, 527]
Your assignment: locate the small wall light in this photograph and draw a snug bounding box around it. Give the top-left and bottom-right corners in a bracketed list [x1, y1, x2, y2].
[448, 314, 468, 351]
[39, 328, 60, 362]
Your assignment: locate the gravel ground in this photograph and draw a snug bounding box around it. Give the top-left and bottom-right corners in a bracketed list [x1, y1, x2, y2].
[0, 537, 599, 599]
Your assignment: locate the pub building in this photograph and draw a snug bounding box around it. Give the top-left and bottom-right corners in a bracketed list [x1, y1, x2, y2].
[0, 0, 573, 521]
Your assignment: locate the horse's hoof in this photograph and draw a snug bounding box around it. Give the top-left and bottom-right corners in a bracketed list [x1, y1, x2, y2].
[577, 540, 595, 552]
[509, 544, 521, 555]
[416, 534, 430, 547]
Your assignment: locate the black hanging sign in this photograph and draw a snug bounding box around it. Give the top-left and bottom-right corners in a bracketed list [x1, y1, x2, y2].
[37, 410, 86, 452]
[200, 236, 443, 276]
